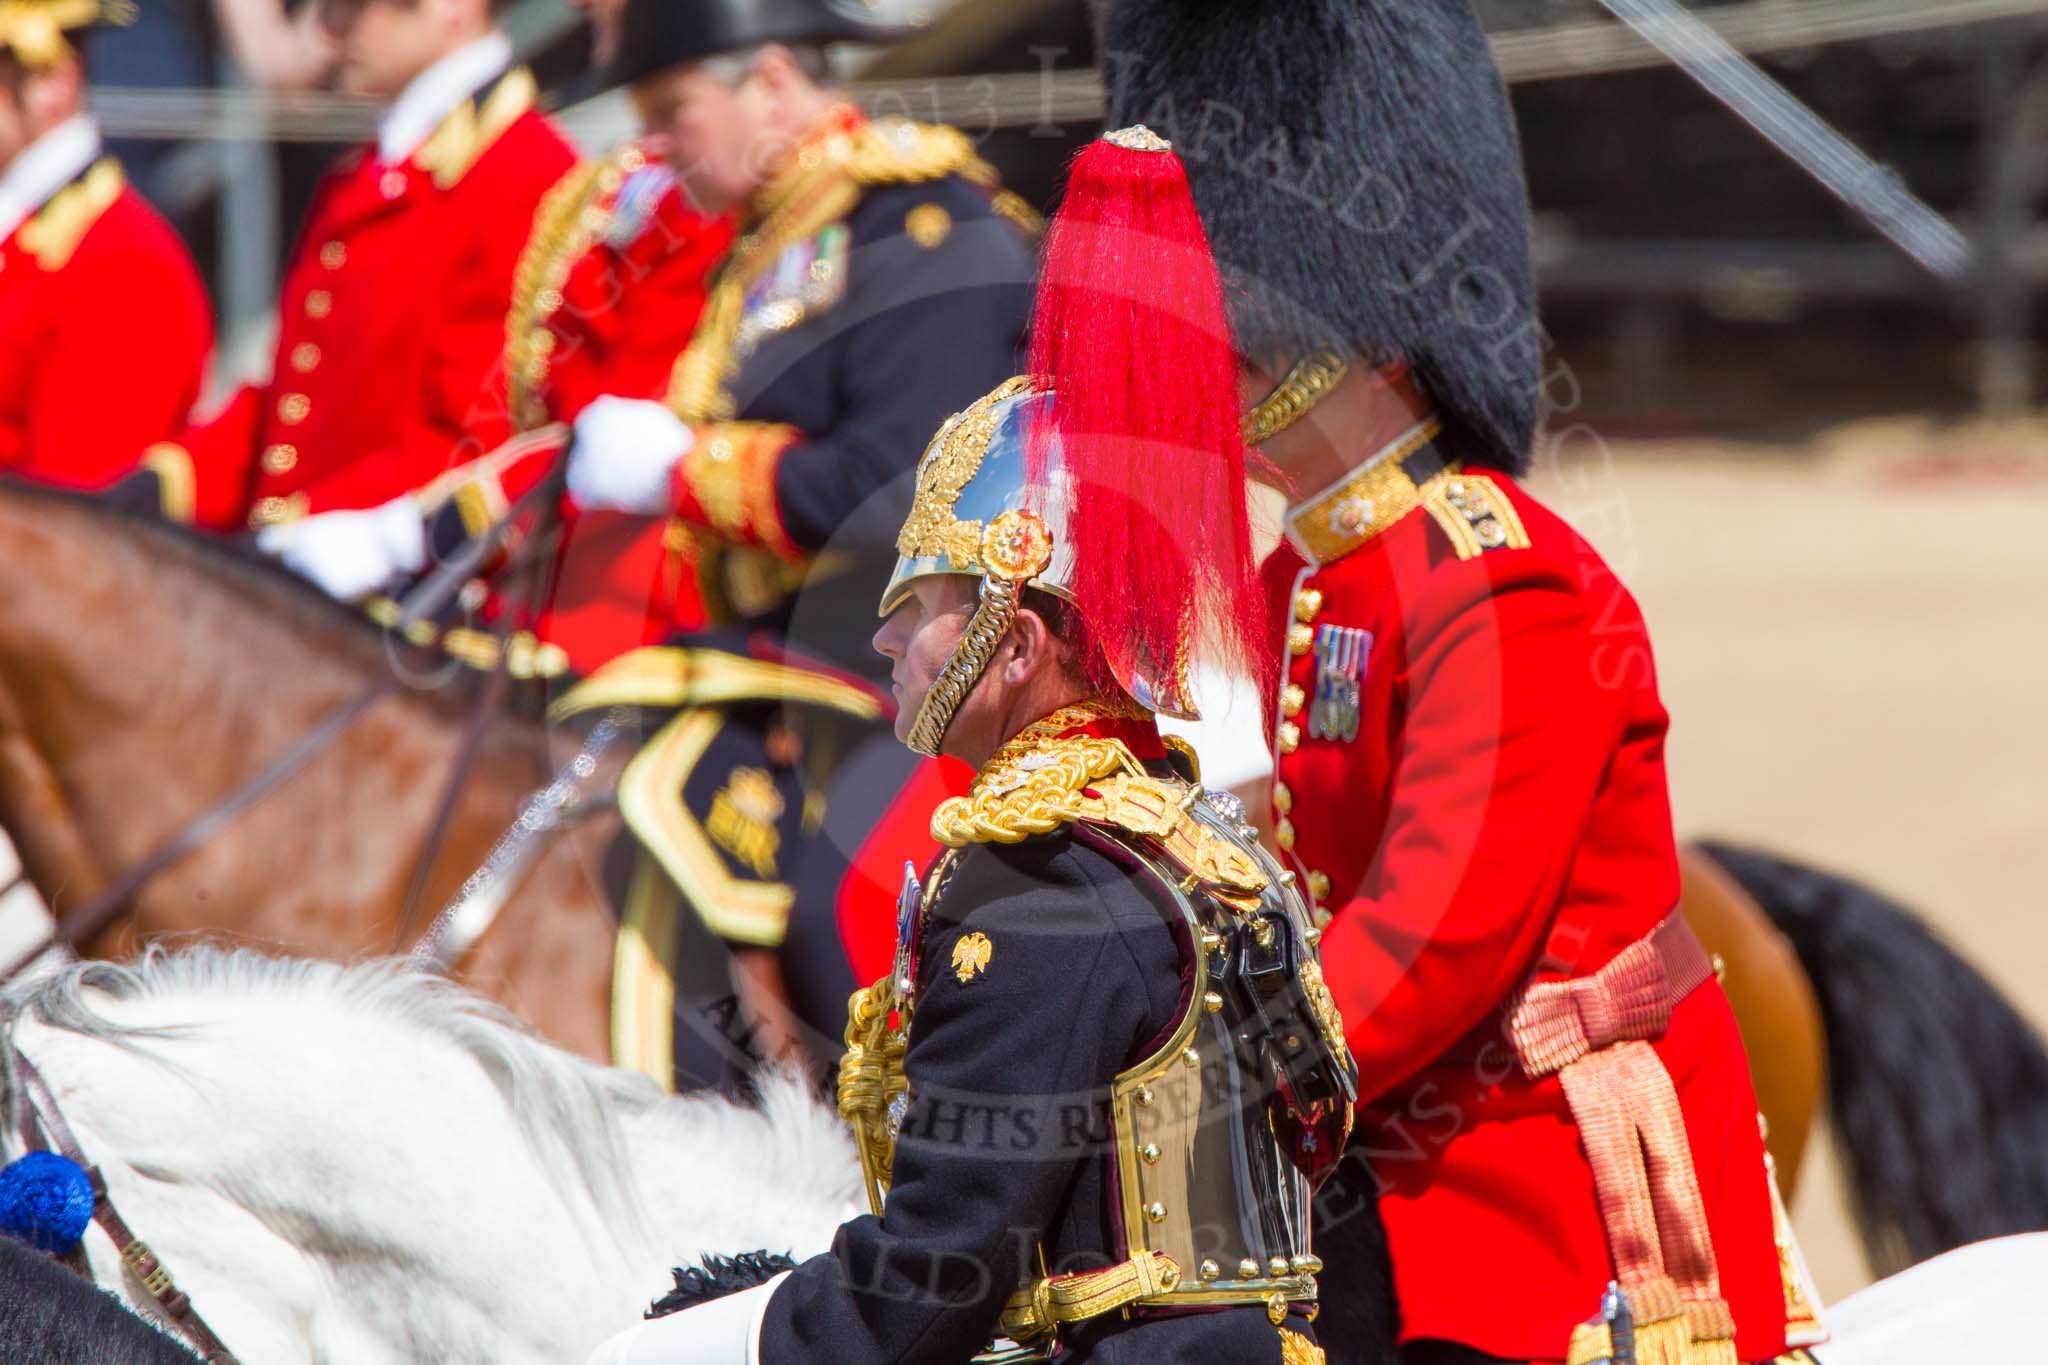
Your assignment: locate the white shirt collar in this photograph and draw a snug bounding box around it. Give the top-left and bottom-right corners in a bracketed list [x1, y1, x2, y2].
[0, 115, 102, 243]
[376, 30, 513, 166]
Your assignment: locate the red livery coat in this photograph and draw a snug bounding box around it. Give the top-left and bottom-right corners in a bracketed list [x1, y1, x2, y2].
[154, 67, 575, 532]
[1265, 458, 1787, 1361]
[432, 146, 732, 675]
[0, 161, 210, 490]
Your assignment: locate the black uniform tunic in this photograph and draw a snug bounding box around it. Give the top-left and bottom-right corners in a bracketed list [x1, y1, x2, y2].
[758, 828, 1319, 1364]
[594, 153, 1037, 1093]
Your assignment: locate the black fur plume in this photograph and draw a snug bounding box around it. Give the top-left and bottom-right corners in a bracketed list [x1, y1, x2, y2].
[647, 1251, 800, 1318]
[1104, 0, 1539, 474]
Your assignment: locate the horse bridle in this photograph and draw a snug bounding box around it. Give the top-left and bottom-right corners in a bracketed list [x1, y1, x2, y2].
[0, 435, 574, 984]
[8, 1047, 243, 1364]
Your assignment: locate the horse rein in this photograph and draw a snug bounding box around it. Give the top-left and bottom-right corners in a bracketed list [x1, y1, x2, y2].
[0, 440, 576, 985]
[8, 1048, 244, 1365]
[0, 674, 401, 982]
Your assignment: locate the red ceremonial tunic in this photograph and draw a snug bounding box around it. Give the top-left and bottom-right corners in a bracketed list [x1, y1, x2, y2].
[0, 161, 210, 489]
[432, 146, 733, 675]
[1264, 420, 1787, 1361]
[152, 66, 575, 532]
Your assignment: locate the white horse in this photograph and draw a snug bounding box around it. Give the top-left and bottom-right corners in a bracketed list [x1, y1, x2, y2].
[0, 948, 858, 1364]
[4, 947, 2042, 1365]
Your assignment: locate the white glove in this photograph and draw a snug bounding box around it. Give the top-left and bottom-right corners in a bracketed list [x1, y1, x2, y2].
[584, 1272, 787, 1365]
[256, 496, 427, 600]
[568, 396, 694, 515]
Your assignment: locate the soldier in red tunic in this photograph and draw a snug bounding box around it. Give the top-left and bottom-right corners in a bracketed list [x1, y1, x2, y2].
[0, 1, 210, 493]
[395, 137, 735, 676]
[1111, 4, 1806, 1363]
[142, 0, 575, 544]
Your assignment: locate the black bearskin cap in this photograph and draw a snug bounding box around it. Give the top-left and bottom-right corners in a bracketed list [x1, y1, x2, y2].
[1104, 1, 1539, 473]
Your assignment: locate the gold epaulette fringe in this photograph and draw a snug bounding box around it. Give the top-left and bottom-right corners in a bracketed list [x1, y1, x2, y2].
[1564, 1276, 1739, 1365]
[845, 119, 998, 190]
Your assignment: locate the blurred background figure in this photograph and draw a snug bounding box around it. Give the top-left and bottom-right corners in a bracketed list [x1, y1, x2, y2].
[140, 0, 575, 552]
[0, 0, 212, 492]
[216, 0, 336, 89]
[533, 0, 1039, 1093]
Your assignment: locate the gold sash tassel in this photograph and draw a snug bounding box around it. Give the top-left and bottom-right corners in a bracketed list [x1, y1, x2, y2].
[1515, 913, 1740, 1365]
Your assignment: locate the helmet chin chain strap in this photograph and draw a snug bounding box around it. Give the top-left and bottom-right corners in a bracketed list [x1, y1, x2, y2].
[904, 575, 1023, 759]
[1241, 350, 1349, 449]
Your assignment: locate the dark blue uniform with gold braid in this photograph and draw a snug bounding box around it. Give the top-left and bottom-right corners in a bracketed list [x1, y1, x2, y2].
[552, 107, 1035, 1092]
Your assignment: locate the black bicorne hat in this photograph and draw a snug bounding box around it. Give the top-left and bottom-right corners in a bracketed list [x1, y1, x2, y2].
[1104, 0, 1540, 474]
[600, 0, 909, 91]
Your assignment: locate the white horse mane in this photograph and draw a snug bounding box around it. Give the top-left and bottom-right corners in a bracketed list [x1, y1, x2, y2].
[3, 948, 653, 1231]
[0, 947, 861, 1364]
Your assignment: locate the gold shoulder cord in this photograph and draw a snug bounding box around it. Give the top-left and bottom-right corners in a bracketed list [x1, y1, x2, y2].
[503, 152, 638, 431]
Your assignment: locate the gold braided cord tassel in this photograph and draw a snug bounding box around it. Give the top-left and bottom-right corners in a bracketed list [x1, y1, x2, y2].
[837, 983, 908, 1215]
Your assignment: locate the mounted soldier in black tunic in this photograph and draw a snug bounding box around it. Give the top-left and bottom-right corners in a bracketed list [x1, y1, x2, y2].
[585, 127, 1359, 1365]
[538, 0, 1040, 1090]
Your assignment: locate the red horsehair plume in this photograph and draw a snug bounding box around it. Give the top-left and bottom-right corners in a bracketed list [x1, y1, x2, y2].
[1026, 126, 1271, 715]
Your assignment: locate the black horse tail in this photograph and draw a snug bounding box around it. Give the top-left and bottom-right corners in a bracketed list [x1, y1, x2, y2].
[1697, 840, 2048, 1274]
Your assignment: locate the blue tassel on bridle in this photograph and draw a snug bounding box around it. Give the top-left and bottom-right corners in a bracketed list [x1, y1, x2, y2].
[0, 1150, 95, 1254]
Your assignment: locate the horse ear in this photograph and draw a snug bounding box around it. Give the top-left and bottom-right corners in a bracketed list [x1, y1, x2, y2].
[647, 1250, 798, 1316]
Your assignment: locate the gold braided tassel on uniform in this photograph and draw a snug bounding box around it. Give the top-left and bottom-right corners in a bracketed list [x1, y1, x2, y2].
[837, 983, 908, 1215]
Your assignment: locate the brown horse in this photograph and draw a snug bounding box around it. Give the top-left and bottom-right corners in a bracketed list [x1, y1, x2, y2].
[1695, 840, 2048, 1275]
[0, 485, 617, 1059]
[1678, 843, 1826, 1192]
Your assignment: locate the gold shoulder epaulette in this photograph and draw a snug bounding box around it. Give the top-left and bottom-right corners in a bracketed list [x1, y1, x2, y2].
[846, 118, 997, 191]
[846, 118, 1041, 234]
[1419, 470, 1532, 561]
[932, 731, 1267, 907]
[19, 158, 122, 270]
[416, 65, 537, 190]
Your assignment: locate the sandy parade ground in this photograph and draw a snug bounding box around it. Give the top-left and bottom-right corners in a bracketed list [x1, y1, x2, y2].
[1531, 418, 2048, 1303]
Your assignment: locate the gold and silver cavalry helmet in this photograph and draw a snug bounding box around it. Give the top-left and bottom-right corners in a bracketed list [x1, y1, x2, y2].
[880, 375, 1191, 757]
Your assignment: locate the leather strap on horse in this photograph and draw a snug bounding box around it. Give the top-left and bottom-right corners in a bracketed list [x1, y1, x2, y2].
[391, 453, 572, 950]
[0, 445, 573, 984]
[997, 1250, 1183, 1343]
[13, 1051, 244, 1365]
[0, 673, 400, 982]
[1505, 911, 1740, 1365]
